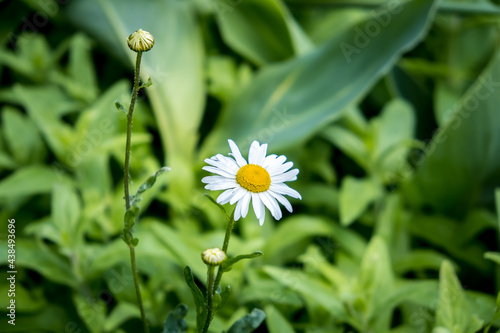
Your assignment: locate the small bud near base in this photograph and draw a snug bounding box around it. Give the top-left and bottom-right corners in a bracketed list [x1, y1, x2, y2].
[127, 29, 154, 52]
[202, 248, 227, 266]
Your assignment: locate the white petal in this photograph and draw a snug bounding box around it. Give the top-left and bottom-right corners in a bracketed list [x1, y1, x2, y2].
[259, 212, 265, 226]
[240, 192, 251, 218]
[269, 183, 302, 199]
[217, 188, 237, 204]
[271, 169, 299, 183]
[262, 154, 278, 169]
[228, 139, 247, 167]
[202, 166, 236, 179]
[248, 141, 261, 165]
[205, 181, 238, 191]
[269, 190, 293, 213]
[202, 175, 228, 184]
[251, 192, 263, 220]
[268, 161, 294, 176]
[260, 191, 282, 220]
[234, 198, 243, 221]
[204, 155, 239, 175]
[249, 141, 267, 165]
[229, 187, 247, 205]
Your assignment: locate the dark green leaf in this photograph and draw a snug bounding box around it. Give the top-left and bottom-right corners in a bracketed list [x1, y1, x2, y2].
[163, 304, 188, 333]
[183, 266, 207, 332]
[227, 308, 266, 333]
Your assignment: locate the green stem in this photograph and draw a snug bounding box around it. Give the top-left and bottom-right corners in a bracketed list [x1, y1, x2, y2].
[201, 266, 216, 333]
[123, 51, 149, 333]
[201, 210, 235, 333]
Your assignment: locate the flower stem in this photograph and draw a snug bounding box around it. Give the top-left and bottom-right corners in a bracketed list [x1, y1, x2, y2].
[201, 210, 235, 333]
[123, 51, 149, 333]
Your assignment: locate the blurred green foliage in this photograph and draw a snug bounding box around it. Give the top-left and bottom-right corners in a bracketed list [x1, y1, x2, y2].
[1, 0, 500, 332]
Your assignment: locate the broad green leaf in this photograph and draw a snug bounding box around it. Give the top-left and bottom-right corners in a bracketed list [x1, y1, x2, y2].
[264, 266, 346, 317]
[227, 308, 266, 333]
[202, 0, 438, 155]
[285, 0, 500, 15]
[405, 47, 500, 217]
[394, 250, 453, 274]
[51, 182, 82, 249]
[163, 303, 188, 333]
[214, 0, 311, 65]
[2, 106, 45, 165]
[0, 165, 69, 199]
[339, 176, 382, 226]
[265, 305, 295, 333]
[435, 261, 484, 333]
[65, 0, 205, 203]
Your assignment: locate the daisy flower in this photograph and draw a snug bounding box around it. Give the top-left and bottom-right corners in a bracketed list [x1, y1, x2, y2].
[202, 139, 301, 225]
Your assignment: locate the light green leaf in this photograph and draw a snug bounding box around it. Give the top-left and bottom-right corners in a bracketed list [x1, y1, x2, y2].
[322, 125, 370, 171]
[73, 292, 106, 333]
[435, 261, 484, 332]
[202, 0, 438, 155]
[1, 239, 77, 288]
[227, 308, 266, 333]
[264, 266, 346, 317]
[339, 176, 382, 226]
[52, 182, 82, 248]
[214, 0, 311, 65]
[2, 106, 45, 165]
[0, 165, 69, 199]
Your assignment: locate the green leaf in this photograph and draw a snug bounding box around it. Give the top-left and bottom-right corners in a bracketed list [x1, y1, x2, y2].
[0, 165, 69, 199]
[216, 285, 231, 312]
[339, 176, 381, 226]
[203, 193, 230, 222]
[322, 124, 370, 171]
[0, 239, 77, 287]
[264, 266, 346, 317]
[130, 166, 170, 207]
[73, 292, 106, 333]
[265, 305, 295, 333]
[12, 84, 78, 162]
[484, 252, 500, 266]
[214, 0, 311, 65]
[435, 261, 484, 332]
[405, 47, 500, 217]
[227, 308, 266, 333]
[183, 266, 207, 332]
[103, 302, 140, 332]
[163, 303, 188, 333]
[51, 182, 82, 248]
[221, 252, 263, 273]
[2, 106, 45, 165]
[202, 0, 438, 155]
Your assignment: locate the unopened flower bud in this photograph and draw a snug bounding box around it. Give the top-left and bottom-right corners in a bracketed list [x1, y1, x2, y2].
[202, 248, 226, 266]
[127, 29, 154, 52]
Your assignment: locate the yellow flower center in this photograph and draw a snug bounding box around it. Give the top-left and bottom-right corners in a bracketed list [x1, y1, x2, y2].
[236, 164, 271, 193]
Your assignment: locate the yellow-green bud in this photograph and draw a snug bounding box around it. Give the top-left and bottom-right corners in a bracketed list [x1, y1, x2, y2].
[127, 29, 154, 52]
[202, 248, 226, 266]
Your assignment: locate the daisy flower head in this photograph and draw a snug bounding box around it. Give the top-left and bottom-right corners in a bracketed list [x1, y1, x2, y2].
[202, 139, 301, 226]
